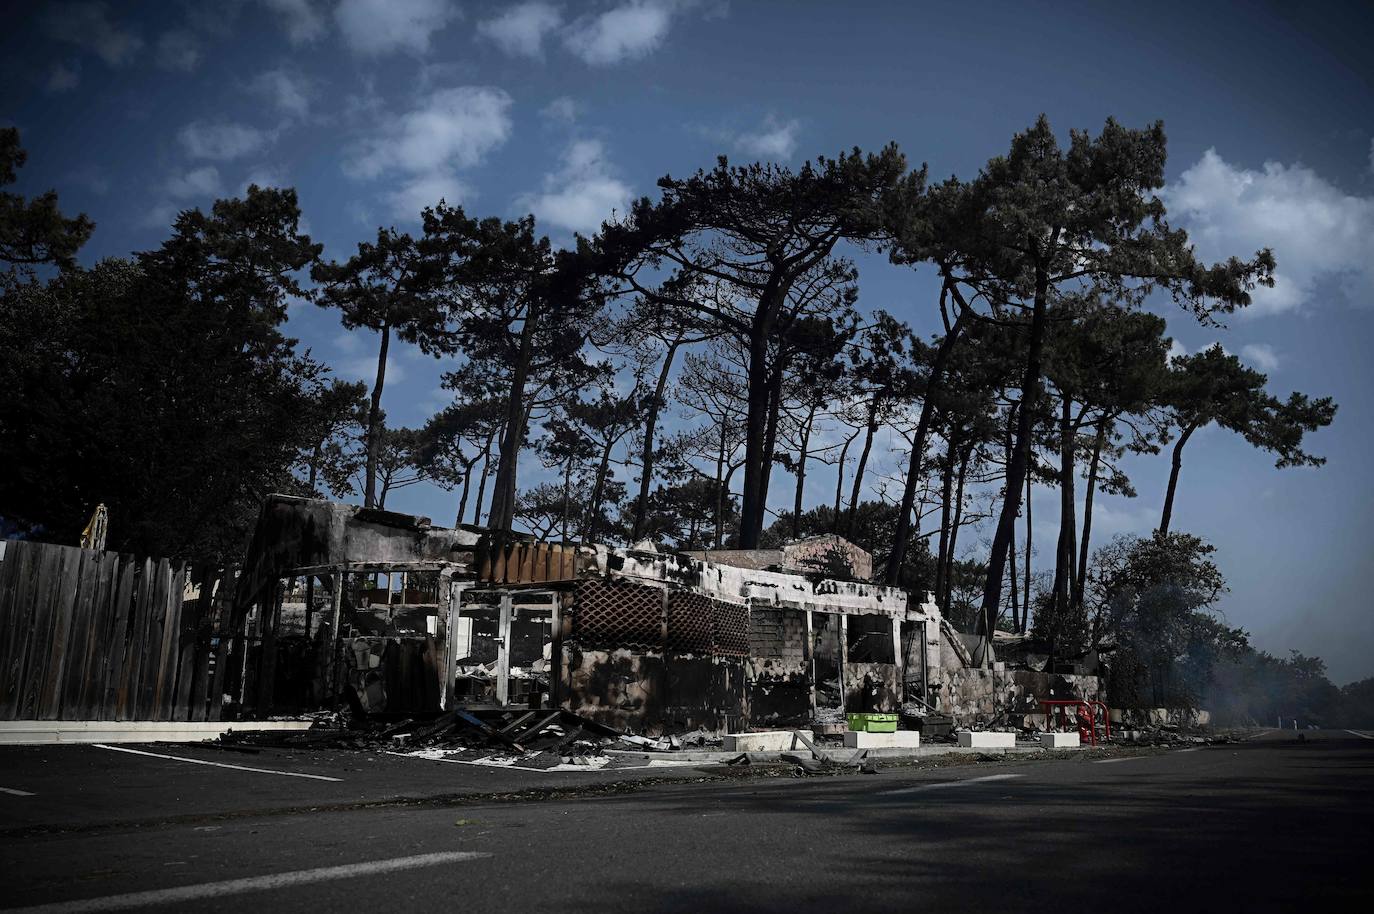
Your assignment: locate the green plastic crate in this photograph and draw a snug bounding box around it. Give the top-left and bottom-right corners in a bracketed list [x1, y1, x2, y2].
[847, 713, 898, 733]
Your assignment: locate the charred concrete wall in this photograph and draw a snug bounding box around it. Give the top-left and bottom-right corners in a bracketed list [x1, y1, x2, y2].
[746, 607, 810, 727]
[559, 646, 751, 734]
[934, 668, 1104, 727]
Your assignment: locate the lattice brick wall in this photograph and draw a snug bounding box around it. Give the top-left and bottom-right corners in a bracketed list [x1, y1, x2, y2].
[572, 579, 664, 650]
[711, 599, 750, 657]
[667, 591, 712, 653]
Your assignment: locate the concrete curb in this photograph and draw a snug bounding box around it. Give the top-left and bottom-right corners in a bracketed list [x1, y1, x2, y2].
[0, 720, 315, 746]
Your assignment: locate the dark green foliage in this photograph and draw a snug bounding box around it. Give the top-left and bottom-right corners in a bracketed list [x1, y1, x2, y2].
[312, 226, 452, 507]
[426, 205, 603, 532]
[1158, 344, 1336, 532]
[586, 146, 910, 548]
[0, 187, 325, 560]
[0, 127, 94, 282]
[1081, 532, 1230, 706]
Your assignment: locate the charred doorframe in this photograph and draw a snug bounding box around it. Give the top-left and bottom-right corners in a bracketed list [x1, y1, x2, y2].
[264, 560, 463, 710]
[448, 582, 566, 710]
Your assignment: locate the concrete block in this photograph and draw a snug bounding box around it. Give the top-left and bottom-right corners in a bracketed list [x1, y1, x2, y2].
[956, 730, 1016, 748]
[722, 730, 815, 752]
[1039, 731, 1080, 748]
[843, 730, 920, 749]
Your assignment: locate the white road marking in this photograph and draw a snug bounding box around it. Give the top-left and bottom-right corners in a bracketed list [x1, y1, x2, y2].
[1, 786, 36, 796]
[1345, 729, 1373, 740]
[8, 850, 491, 913]
[1176, 747, 1201, 753]
[92, 744, 342, 782]
[1093, 756, 1148, 763]
[882, 773, 1024, 795]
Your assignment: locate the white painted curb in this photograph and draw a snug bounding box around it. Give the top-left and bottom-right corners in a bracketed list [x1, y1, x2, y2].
[0, 720, 314, 746]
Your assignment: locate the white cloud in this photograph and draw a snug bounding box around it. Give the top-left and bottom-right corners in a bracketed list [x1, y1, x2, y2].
[1167, 338, 1187, 364]
[1369, 137, 1374, 175]
[540, 96, 580, 124]
[46, 61, 80, 93]
[478, 2, 563, 58]
[344, 86, 511, 219]
[41, 1, 143, 66]
[165, 165, 223, 199]
[242, 165, 289, 191]
[345, 85, 512, 178]
[520, 138, 632, 235]
[386, 172, 473, 219]
[251, 68, 315, 119]
[259, 0, 327, 45]
[338, 354, 407, 387]
[334, 0, 457, 55]
[155, 30, 201, 71]
[68, 165, 109, 195]
[1240, 343, 1280, 372]
[563, 0, 675, 65]
[736, 115, 800, 160]
[1164, 148, 1374, 316]
[178, 120, 274, 161]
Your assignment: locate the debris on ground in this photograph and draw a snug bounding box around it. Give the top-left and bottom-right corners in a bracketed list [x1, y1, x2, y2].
[219, 707, 725, 771]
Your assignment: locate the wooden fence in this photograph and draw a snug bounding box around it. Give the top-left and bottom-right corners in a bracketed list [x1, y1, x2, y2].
[0, 540, 236, 721]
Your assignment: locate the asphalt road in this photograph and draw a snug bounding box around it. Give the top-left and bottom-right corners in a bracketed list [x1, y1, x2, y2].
[2, 729, 1371, 912]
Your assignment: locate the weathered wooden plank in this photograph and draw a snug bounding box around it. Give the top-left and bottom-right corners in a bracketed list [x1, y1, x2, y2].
[99, 555, 137, 720]
[0, 541, 26, 685]
[189, 573, 221, 722]
[152, 562, 187, 721]
[37, 545, 85, 718]
[57, 548, 100, 718]
[0, 541, 38, 719]
[136, 559, 173, 719]
[20, 544, 68, 719]
[0, 541, 29, 716]
[116, 558, 154, 720]
[73, 551, 118, 719]
[171, 566, 208, 722]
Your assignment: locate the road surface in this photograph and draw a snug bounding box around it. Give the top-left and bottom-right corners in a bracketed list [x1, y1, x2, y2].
[1, 729, 1370, 911]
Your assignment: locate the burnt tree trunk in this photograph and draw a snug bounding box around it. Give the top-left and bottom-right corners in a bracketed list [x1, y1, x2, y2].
[738, 288, 781, 548]
[845, 398, 880, 536]
[792, 401, 818, 539]
[944, 442, 971, 617]
[1074, 417, 1108, 609]
[488, 302, 538, 533]
[977, 262, 1051, 654]
[756, 355, 787, 534]
[833, 431, 856, 528]
[363, 322, 391, 508]
[631, 338, 681, 542]
[1051, 396, 1078, 619]
[884, 309, 968, 584]
[933, 434, 955, 615]
[1159, 422, 1197, 535]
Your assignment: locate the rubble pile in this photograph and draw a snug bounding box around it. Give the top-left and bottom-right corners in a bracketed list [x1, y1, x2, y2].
[220, 708, 724, 770]
[1111, 723, 1234, 746]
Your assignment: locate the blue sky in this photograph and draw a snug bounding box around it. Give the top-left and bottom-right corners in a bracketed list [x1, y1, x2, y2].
[4, 1, 1373, 682]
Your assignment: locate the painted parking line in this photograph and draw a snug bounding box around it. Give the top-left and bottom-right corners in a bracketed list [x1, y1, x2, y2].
[881, 773, 1024, 795]
[0, 786, 37, 796]
[8, 850, 491, 913]
[92, 744, 343, 782]
[1345, 729, 1373, 740]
